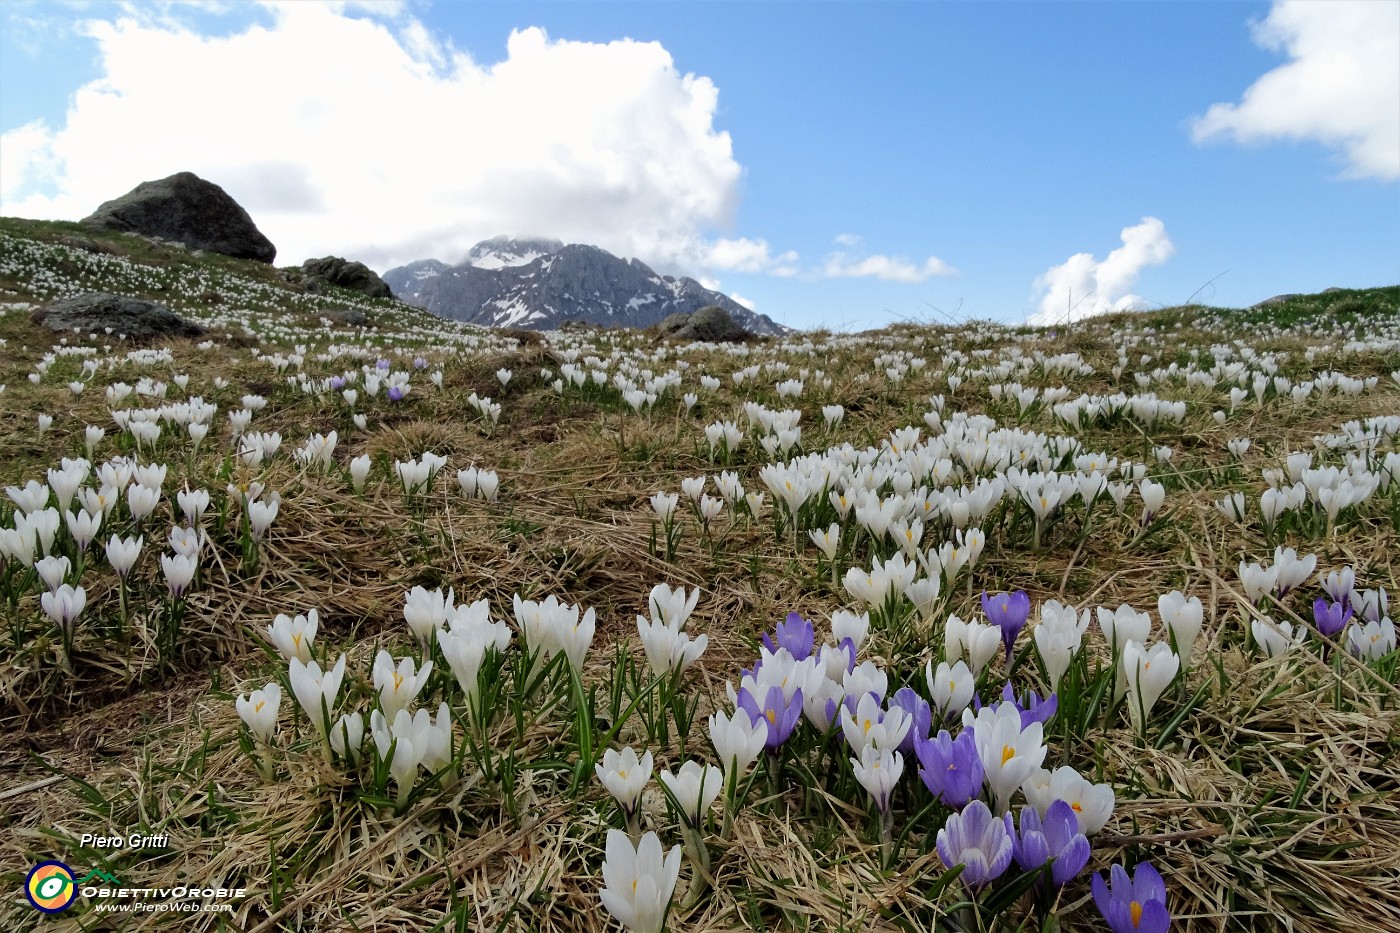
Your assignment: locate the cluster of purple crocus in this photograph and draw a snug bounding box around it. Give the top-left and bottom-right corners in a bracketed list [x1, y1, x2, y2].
[726, 601, 1170, 929]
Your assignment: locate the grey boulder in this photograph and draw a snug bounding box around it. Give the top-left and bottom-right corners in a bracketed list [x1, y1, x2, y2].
[31, 293, 205, 341]
[82, 171, 276, 263]
[674, 305, 750, 342]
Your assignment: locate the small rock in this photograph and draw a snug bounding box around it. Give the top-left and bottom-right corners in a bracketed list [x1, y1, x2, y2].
[329, 308, 369, 327]
[1252, 293, 1302, 308]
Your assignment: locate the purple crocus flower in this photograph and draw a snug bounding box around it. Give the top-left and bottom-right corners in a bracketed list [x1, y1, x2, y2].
[387, 385, 406, 402]
[1312, 597, 1352, 638]
[936, 799, 1014, 890]
[991, 682, 1058, 729]
[915, 728, 984, 809]
[737, 684, 803, 749]
[1011, 800, 1090, 888]
[329, 376, 345, 390]
[1092, 861, 1170, 933]
[762, 611, 815, 661]
[376, 358, 391, 371]
[890, 687, 932, 756]
[413, 357, 427, 369]
[982, 590, 1032, 661]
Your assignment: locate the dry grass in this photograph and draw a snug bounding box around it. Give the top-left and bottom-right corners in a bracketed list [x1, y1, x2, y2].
[1, 224, 1399, 931]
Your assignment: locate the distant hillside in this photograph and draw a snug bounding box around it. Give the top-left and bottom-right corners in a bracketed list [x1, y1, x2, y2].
[383, 236, 787, 335]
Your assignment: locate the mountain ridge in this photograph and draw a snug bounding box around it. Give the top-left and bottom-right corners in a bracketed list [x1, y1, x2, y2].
[383, 237, 786, 335]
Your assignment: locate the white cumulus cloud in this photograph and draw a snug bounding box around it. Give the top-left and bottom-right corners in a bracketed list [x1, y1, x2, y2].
[701, 237, 799, 275]
[0, 3, 795, 275]
[1029, 217, 1174, 326]
[1191, 0, 1400, 181]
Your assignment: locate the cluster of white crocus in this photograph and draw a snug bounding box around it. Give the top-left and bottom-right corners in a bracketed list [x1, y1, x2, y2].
[401, 588, 514, 708]
[394, 451, 448, 496]
[370, 702, 454, 806]
[636, 584, 708, 678]
[1238, 546, 1319, 605]
[512, 594, 596, 670]
[294, 431, 339, 470]
[1089, 595, 1195, 734]
[465, 392, 502, 426]
[454, 466, 500, 502]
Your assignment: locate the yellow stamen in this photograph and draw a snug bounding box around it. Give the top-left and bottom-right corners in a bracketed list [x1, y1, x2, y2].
[765, 709, 777, 725]
[393, 672, 404, 690]
[254, 701, 264, 713]
[1001, 745, 1016, 765]
[1130, 901, 1143, 927]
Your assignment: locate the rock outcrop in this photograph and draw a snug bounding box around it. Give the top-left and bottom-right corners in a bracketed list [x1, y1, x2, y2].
[82, 172, 276, 263]
[668, 306, 751, 342]
[31, 293, 205, 341]
[293, 256, 392, 298]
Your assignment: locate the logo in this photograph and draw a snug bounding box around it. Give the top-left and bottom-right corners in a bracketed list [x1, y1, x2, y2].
[25, 861, 77, 913]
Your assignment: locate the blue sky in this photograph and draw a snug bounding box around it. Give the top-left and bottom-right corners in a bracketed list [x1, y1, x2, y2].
[2, 1, 1397, 330]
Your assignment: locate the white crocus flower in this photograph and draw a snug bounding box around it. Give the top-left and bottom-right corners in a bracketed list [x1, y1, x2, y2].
[290, 654, 347, 736]
[925, 659, 976, 721]
[349, 454, 372, 493]
[945, 613, 1000, 676]
[1120, 640, 1180, 734]
[708, 708, 767, 783]
[831, 609, 870, 651]
[1021, 765, 1116, 834]
[105, 534, 143, 578]
[647, 583, 700, 629]
[1157, 591, 1203, 664]
[1096, 604, 1152, 657]
[247, 497, 279, 539]
[330, 712, 365, 762]
[40, 583, 86, 631]
[599, 829, 682, 933]
[34, 555, 71, 593]
[1252, 616, 1303, 657]
[636, 615, 708, 678]
[177, 488, 211, 526]
[236, 683, 282, 743]
[403, 585, 453, 649]
[841, 693, 911, 756]
[127, 483, 161, 522]
[160, 552, 197, 596]
[373, 651, 433, 719]
[596, 746, 653, 820]
[963, 701, 1047, 813]
[1346, 617, 1396, 661]
[658, 760, 723, 829]
[267, 609, 319, 663]
[851, 745, 904, 814]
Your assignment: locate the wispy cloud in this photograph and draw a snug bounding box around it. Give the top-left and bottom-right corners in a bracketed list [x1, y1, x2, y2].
[822, 237, 954, 283]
